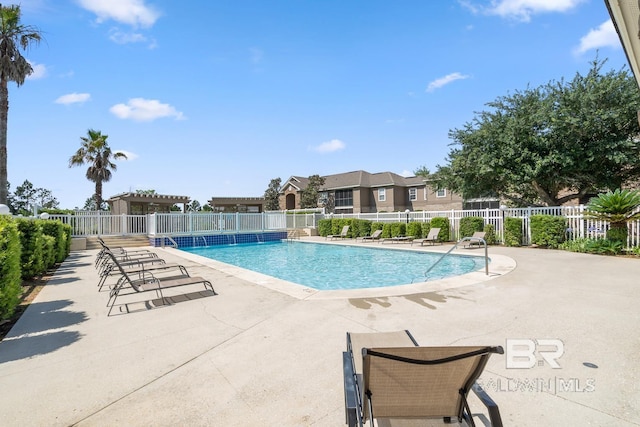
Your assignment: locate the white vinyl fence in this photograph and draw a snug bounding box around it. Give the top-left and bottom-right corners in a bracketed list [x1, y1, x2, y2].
[47, 205, 640, 247]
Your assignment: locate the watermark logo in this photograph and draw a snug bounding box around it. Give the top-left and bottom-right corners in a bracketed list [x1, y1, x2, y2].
[505, 339, 564, 369]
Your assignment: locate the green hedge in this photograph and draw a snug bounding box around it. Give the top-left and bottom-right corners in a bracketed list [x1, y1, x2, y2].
[41, 220, 67, 263]
[530, 214, 566, 249]
[483, 224, 497, 245]
[0, 216, 22, 320]
[15, 218, 46, 279]
[429, 217, 450, 242]
[318, 219, 332, 236]
[504, 217, 523, 246]
[406, 222, 423, 238]
[459, 216, 484, 239]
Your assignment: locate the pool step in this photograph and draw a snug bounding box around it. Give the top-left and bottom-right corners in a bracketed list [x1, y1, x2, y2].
[86, 235, 150, 250]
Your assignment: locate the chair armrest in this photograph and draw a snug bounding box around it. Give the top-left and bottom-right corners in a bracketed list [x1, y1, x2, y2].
[472, 382, 503, 427]
[343, 352, 360, 427]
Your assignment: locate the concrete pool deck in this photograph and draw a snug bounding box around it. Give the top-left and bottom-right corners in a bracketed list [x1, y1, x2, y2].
[0, 238, 638, 426]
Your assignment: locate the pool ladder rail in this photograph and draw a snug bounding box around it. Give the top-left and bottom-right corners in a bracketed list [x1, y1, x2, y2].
[419, 236, 489, 281]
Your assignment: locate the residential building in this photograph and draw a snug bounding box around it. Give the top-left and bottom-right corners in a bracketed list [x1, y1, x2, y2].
[279, 170, 464, 213]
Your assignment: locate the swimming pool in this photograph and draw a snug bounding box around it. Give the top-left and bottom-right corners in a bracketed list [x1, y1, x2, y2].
[180, 241, 486, 291]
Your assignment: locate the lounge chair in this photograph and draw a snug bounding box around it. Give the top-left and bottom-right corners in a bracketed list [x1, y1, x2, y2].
[463, 231, 486, 248]
[343, 330, 504, 427]
[380, 235, 414, 244]
[328, 225, 350, 240]
[96, 249, 165, 276]
[358, 229, 383, 242]
[105, 251, 216, 316]
[97, 257, 189, 291]
[412, 227, 441, 246]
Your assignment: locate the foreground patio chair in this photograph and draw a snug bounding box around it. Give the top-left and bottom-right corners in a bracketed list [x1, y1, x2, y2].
[358, 229, 383, 242]
[343, 330, 504, 427]
[106, 252, 216, 316]
[463, 231, 486, 249]
[412, 227, 441, 246]
[328, 225, 350, 240]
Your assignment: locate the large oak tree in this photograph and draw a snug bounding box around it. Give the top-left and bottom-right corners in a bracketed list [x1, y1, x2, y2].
[434, 59, 640, 206]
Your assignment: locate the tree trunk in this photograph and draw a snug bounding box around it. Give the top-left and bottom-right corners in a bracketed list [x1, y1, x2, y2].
[95, 180, 103, 209]
[0, 78, 9, 205]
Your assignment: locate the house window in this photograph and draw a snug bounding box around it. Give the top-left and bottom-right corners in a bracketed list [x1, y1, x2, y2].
[378, 188, 386, 202]
[436, 188, 447, 198]
[335, 189, 353, 207]
[409, 188, 417, 201]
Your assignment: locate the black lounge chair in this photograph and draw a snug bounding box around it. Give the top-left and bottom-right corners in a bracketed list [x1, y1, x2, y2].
[343, 330, 504, 427]
[105, 252, 216, 316]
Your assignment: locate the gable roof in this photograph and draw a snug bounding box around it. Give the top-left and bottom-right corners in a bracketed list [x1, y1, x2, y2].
[281, 170, 427, 192]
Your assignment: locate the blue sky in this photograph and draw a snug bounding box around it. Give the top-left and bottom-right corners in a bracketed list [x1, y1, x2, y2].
[10, 0, 629, 209]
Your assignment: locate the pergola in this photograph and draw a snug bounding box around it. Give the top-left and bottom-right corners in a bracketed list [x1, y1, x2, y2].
[107, 192, 190, 215]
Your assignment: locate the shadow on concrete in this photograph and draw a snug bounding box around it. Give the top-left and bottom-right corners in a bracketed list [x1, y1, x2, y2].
[109, 290, 217, 316]
[0, 299, 86, 363]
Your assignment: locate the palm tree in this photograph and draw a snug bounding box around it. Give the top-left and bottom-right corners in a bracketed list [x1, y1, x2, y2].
[0, 4, 41, 205]
[69, 129, 127, 209]
[586, 189, 640, 244]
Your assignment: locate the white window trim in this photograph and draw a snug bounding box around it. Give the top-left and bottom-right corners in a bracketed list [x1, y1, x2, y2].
[378, 188, 386, 202]
[436, 188, 447, 198]
[409, 188, 417, 201]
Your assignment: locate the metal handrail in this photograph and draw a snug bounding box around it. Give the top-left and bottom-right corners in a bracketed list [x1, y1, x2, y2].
[422, 237, 489, 279]
[160, 235, 178, 248]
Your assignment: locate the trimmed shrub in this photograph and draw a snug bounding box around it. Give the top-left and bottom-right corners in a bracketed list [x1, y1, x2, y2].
[318, 219, 332, 236]
[483, 223, 497, 245]
[381, 223, 393, 238]
[371, 222, 384, 233]
[42, 235, 56, 269]
[530, 215, 566, 249]
[41, 220, 66, 263]
[62, 223, 72, 258]
[459, 216, 484, 239]
[0, 216, 22, 320]
[429, 217, 450, 242]
[351, 219, 371, 238]
[15, 218, 46, 279]
[406, 222, 423, 239]
[390, 222, 407, 237]
[504, 217, 523, 246]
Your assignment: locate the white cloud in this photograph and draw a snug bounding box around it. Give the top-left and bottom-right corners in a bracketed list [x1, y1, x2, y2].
[461, 0, 585, 22]
[76, 0, 160, 28]
[310, 139, 345, 153]
[426, 72, 470, 92]
[399, 170, 413, 177]
[26, 61, 46, 80]
[109, 98, 185, 121]
[574, 20, 619, 55]
[55, 92, 91, 105]
[113, 149, 138, 160]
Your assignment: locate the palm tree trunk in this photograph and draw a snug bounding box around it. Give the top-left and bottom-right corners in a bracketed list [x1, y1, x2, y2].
[0, 78, 9, 205]
[95, 180, 103, 210]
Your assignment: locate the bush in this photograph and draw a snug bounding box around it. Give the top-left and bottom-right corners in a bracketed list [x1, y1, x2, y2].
[483, 223, 497, 245]
[351, 219, 371, 238]
[318, 219, 332, 236]
[585, 239, 624, 255]
[41, 220, 67, 263]
[429, 217, 450, 242]
[42, 235, 56, 269]
[381, 223, 393, 238]
[15, 218, 46, 279]
[390, 222, 406, 237]
[371, 222, 384, 233]
[459, 216, 484, 238]
[406, 222, 423, 238]
[504, 217, 523, 247]
[0, 216, 22, 320]
[530, 215, 566, 249]
[606, 226, 628, 245]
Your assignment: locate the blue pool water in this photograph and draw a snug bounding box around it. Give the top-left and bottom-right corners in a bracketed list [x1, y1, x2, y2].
[180, 241, 486, 291]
